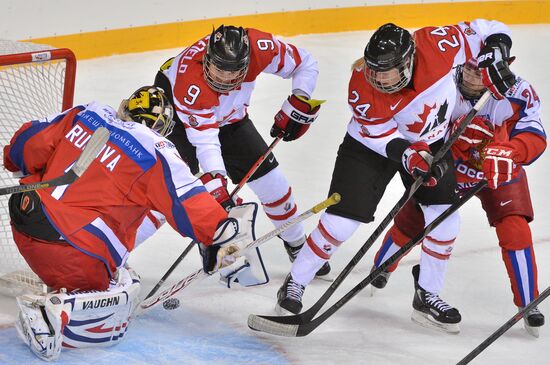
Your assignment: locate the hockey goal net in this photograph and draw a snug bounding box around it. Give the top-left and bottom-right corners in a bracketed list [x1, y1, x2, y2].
[0, 40, 76, 296]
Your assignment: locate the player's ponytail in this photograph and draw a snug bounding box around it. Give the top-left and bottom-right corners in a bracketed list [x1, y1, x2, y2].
[351, 57, 365, 72]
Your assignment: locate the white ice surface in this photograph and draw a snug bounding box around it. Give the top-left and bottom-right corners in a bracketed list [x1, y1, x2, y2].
[1, 25, 550, 364]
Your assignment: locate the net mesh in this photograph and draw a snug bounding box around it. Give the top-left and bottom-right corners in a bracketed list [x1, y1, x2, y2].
[0, 40, 74, 295]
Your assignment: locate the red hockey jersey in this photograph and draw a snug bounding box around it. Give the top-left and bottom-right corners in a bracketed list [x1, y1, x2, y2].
[3, 102, 227, 277]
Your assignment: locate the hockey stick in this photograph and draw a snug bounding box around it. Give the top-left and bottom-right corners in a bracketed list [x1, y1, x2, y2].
[141, 239, 196, 301]
[248, 181, 487, 336]
[138, 193, 341, 312]
[456, 284, 550, 365]
[248, 90, 492, 331]
[142, 135, 283, 301]
[0, 127, 110, 196]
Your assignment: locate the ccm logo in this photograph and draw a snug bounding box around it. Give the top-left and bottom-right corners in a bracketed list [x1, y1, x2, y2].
[290, 110, 315, 124]
[478, 53, 493, 63]
[486, 148, 513, 157]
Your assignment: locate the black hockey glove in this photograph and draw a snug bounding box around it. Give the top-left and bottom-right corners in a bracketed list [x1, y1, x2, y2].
[477, 34, 516, 100]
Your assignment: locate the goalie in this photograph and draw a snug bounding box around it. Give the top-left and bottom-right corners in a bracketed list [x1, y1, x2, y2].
[3, 86, 257, 361]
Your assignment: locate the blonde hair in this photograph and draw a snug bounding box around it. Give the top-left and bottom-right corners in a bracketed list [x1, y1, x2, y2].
[351, 57, 365, 72]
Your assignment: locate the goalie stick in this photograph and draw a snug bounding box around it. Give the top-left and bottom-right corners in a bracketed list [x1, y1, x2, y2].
[247, 90, 492, 333]
[248, 182, 487, 337]
[142, 135, 284, 302]
[0, 127, 110, 196]
[138, 193, 341, 313]
[457, 284, 550, 365]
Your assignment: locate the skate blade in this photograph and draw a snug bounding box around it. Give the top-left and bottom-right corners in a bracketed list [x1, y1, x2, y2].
[314, 272, 335, 282]
[368, 285, 377, 297]
[411, 309, 460, 334]
[524, 319, 540, 338]
[274, 304, 295, 316]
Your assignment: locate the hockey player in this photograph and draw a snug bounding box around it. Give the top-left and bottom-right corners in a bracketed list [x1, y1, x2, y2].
[4, 86, 257, 360]
[154, 24, 330, 277]
[275, 20, 518, 332]
[371, 58, 546, 335]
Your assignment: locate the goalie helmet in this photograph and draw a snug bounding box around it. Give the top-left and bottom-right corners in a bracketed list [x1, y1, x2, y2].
[118, 86, 175, 137]
[203, 25, 250, 93]
[363, 23, 415, 93]
[456, 58, 486, 100]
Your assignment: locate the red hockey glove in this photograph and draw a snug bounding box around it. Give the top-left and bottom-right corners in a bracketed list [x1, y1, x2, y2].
[451, 115, 494, 161]
[271, 94, 325, 142]
[199, 173, 241, 210]
[402, 141, 438, 187]
[477, 42, 516, 100]
[482, 142, 521, 189]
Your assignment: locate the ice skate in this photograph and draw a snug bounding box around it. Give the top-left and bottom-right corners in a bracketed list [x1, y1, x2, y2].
[276, 273, 305, 315]
[411, 264, 461, 334]
[520, 306, 544, 338]
[369, 265, 392, 296]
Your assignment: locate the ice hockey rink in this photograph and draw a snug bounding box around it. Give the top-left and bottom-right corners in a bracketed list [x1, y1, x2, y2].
[1, 24, 549, 364]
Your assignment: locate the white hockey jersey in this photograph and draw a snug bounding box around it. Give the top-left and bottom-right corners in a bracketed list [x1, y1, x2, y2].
[161, 28, 319, 174]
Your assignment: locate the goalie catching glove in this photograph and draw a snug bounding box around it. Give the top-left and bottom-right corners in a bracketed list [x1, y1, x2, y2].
[271, 94, 325, 141]
[199, 202, 269, 287]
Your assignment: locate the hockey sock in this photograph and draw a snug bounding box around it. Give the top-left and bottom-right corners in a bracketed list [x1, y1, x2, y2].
[247, 168, 304, 243]
[374, 225, 414, 272]
[291, 213, 359, 286]
[418, 205, 459, 293]
[496, 215, 539, 307]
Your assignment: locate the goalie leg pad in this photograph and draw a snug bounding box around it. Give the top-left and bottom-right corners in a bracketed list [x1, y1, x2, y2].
[62, 266, 141, 349]
[16, 292, 72, 361]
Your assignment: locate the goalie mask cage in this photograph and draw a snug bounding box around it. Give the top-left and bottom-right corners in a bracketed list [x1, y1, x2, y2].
[0, 40, 76, 296]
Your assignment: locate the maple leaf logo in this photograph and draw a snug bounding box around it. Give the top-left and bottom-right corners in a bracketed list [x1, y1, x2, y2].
[421, 100, 449, 137]
[407, 103, 436, 133]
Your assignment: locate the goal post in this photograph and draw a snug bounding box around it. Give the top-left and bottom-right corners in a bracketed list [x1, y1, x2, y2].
[0, 40, 76, 295]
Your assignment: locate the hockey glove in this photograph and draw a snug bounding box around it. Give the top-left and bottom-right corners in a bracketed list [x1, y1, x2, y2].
[482, 142, 521, 189]
[200, 172, 241, 210]
[271, 94, 325, 141]
[477, 35, 516, 100]
[451, 115, 494, 162]
[402, 141, 441, 187]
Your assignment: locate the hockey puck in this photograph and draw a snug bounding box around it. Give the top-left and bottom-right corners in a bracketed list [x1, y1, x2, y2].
[162, 298, 180, 310]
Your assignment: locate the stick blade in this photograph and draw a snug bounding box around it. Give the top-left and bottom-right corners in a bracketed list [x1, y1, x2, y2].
[248, 314, 299, 337]
[72, 127, 110, 177]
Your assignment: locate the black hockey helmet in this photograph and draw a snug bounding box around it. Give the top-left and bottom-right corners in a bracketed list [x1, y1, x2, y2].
[363, 23, 415, 93]
[118, 86, 175, 137]
[456, 58, 486, 100]
[203, 25, 250, 93]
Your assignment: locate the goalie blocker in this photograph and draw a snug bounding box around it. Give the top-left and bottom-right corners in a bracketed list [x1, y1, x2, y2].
[199, 202, 269, 288]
